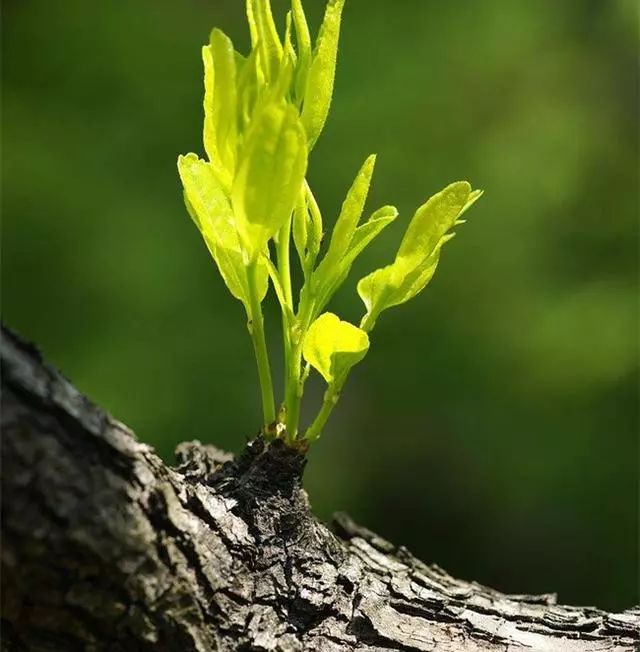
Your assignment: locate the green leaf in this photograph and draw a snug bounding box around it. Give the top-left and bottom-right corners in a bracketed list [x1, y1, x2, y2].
[204, 29, 238, 176]
[236, 47, 260, 132]
[303, 312, 369, 385]
[305, 182, 323, 261]
[178, 153, 268, 311]
[301, 0, 345, 147]
[313, 204, 397, 316]
[309, 155, 378, 308]
[283, 12, 297, 68]
[291, 0, 312, 103]
[347, 205, 398, 263]
[292, 190, 309, 267]
[202, 45, 217, 165]
[231, 101, 308, 258]
[247, 0, 283, 82]
[358, 181, 480, 330]
[397, 181, 470, 264]
[326, 154, 376, 264]
[202, 46, 231, 190]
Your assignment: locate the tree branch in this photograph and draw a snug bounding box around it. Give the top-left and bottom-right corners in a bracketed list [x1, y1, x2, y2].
[2, 326, 638, 651]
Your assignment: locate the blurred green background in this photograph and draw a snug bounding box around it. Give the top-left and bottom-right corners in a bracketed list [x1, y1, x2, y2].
[3, 0, 638, 610]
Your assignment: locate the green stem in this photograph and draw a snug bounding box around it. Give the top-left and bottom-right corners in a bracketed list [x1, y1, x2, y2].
[247, 259, 276, 428]
[359, 312, 376, 333]
[284, 295, 314, 441]
[277, 217, 294, 309]
[284, 342, 303, 443]
[304, 384, 340, 442]
[277, 218, 294, 427]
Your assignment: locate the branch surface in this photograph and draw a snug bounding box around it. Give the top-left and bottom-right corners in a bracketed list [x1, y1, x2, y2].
[1, 326, 638, 651]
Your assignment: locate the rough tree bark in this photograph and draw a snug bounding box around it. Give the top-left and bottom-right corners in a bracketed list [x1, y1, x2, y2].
[1, 326, 638, 652]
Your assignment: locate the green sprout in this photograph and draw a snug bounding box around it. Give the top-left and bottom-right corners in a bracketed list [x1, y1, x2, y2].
[178, 0, 482, 448]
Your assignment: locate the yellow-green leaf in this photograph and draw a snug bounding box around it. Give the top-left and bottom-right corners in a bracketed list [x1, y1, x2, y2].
[283, 11, 297, 68]
[358, 181, 480, 330]
[301, 0, 345, 147]
[292, 190, 309, 266]
[207, 29, 238, 175]
[312, 204, 397, 315]
[326, 154, 376, 264]
[303, 312, 370, 385]
[232, 101, 308, 258]
[236, 47, 260, 131]
[347, 205, 398, 263]
[247, 0, 283, 82]
[397, 181, 471, 264]
[202, 45, 217, 165]
[291, 0, 312, 102]
[311, 154, 375, 280]
[178, 153, 268, 310]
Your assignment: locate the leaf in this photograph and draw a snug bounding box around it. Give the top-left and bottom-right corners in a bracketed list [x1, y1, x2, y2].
[301, 0, 345, 147]
[394, 233, 455, 305]
[347, 205, 398, 263]
[292, 190, 309, 266]
[326, 154, 376, 265]
[303, 312, 369, 385]
[178, 153, 268, 311]
[283, 12, 298, 72]
[309, 155, 379, 307]
[397, 181, 471, 264]
[232, 101, 308, 258]
[313, 204, 397, 315]
[311, 155, 376, 280]
[247, 0, 283, 82]
[460, 188, 484, 218]
[358, 181, 480, 330]
[206, 29, 238, 175]
[305, 182, 323, 261]
[291, 0, 312, 102]
[202, 45, 217, 165]
[236, 47, 260, 131]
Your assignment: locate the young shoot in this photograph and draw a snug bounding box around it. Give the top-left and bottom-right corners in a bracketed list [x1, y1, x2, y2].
[178, 0, 482, 448]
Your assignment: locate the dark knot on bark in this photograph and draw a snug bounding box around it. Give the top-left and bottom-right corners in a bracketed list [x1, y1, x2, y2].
[175, 436, 313, 548]
[225, 437, 307, 489]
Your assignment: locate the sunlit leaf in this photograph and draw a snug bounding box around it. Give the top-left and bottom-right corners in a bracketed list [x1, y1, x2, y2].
[301, 0, 345, 147]
[326, 154, 376, 264]
[178, 153, 268, 310]
[247, 0, 283, 82]
[313, 204, 397, 314]
[292, 190, 309, 266]
[311, 155, 376, 280]
[305, 182, 323, 261]
[291, 0, 312, 102]
[358, 181, 480, 330]
[303, 312, 369, 385]
[204, 29, 238, 176]
[397, 181, 470, 264]
[309, 155, 381, 308]
[232, 101, 308, 258]
[283, 11, 297, 68]
[236, 47, 260, 131]
[347, 205, 398, 263]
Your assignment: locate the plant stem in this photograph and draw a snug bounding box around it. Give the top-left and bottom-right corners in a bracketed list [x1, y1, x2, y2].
[247, 259, 276, 428]
[284, 343, 303, 443]
[284, 296, 314, 441]
[277, 217, 294, 309]
[359, 312, 376, 333]
[277, 218, 294, 425]
[304, 385, 340, 442]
